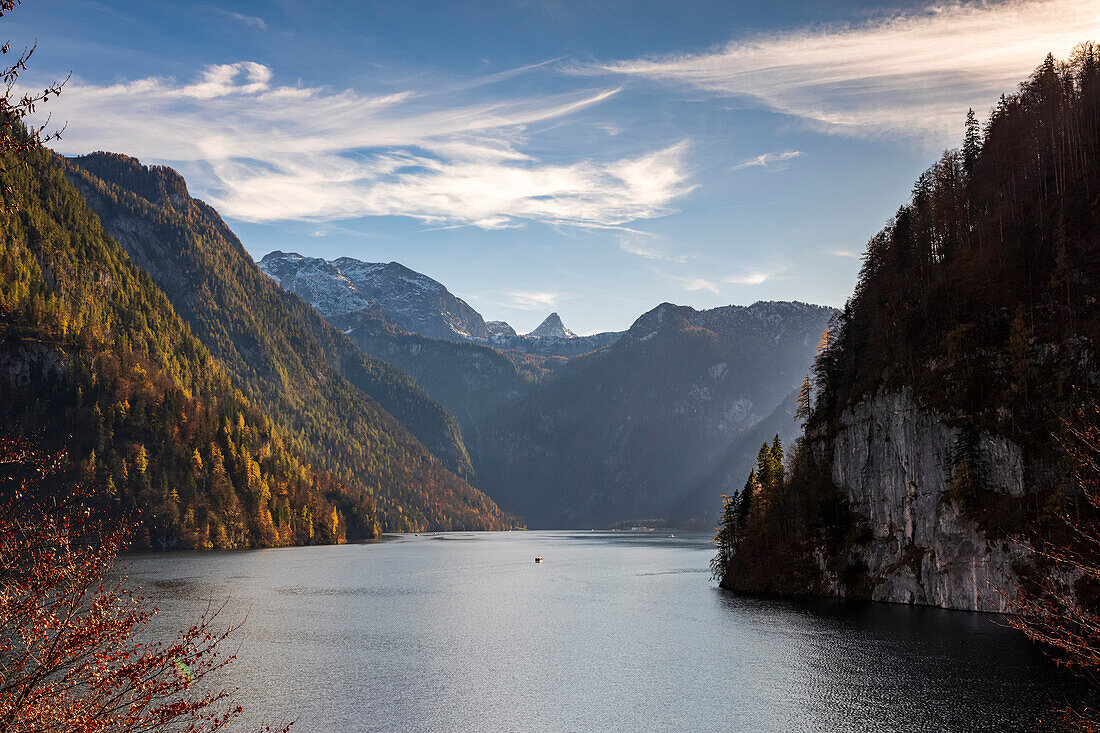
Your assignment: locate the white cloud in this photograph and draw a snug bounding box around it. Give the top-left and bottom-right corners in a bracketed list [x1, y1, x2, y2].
[218, 10, 268, 30]
[618, 236, 687, 263]
[679, 277, 719, 295]
[723, 266, 784, 285]
[657, 271, 720, 295]
[38, 62, 694, 229]
[731, 150, 802, 171]
[828, 249, 862, 259]
[507, 291, 561, 310]
[597, 0, 1100, 142]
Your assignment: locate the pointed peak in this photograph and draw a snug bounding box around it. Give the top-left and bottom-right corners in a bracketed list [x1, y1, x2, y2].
[527, 312, 576, 339]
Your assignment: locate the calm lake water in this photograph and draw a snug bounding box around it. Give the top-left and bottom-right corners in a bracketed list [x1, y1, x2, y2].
[125, 531, 1084, 732]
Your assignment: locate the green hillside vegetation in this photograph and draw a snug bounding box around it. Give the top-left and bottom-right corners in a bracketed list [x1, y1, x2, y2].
[61, 152, 512, 532]
[716, 46, 1100, 591]
[0, 142, 376, 548]
[65, 152, 474, 480]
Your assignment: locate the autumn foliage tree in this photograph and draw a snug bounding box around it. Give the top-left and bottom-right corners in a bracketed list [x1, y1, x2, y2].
[0, 0, 66, 213]
[0, 436, 286, 731]
[1006, 404, 1100, 728]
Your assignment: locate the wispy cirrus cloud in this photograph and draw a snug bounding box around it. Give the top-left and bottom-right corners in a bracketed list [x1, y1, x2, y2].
[39, 62, 694, 229]
[723, 266, 784, 285]
[828, 249, 862, 259]
[595, 0, 1100, 142]
[213, 9, 268, 30]
[507, 291, 562, 310]
[618, 235, 687, 263]
[656, 270, 720, 296]
[731, 150, 802, 171]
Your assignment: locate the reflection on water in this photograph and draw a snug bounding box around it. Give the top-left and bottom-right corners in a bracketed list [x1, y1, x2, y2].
[124, 531, 1086, 732]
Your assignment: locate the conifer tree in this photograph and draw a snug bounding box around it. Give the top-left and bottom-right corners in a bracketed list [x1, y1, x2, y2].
[710, 491, 740, 581]
[770, 435, 784, 489]
[795, 375, 812, 427]
[963, 108, 981, 176]
[755, 443, 773, 497]
[736, 469, 756, 528]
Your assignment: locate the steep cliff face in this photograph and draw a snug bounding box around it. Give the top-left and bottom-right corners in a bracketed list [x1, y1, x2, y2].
[818, 391, 1027, 611]
[718, 53, 1100, 612]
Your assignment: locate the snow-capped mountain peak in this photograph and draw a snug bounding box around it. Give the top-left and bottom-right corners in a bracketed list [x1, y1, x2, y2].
[258, 251, 489, 341]
[259, 251, 623, 356]
[527, 312, 576, 340]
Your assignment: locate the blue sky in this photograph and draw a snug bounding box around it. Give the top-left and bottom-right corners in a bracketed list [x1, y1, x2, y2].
[20, 0, 1100, 333]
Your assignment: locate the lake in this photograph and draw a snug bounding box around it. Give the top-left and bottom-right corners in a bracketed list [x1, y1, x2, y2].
[125, 531, 1083, 732]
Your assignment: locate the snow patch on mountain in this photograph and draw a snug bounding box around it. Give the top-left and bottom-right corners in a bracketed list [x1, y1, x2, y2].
[485, 321, 517, 338]
[259, 251, 490, 341]
[259, 251, 625, 356]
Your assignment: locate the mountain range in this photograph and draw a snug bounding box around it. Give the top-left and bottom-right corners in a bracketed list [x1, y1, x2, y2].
[0, 140, 835, 540]
[258, 251, 623, 357]
[262, 250, 834, 527]
[469, 300, 834, 526]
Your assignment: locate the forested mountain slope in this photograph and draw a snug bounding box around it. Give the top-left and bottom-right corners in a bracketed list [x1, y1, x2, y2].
[0, 143, 381, 548]
[718, 48, 1100, 611]
[0, 144, 513, 538]
[64, 153, 476, 484]
[326, 305, 538, 428]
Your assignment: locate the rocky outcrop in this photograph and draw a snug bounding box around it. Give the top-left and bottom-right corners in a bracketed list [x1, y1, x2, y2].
[526, 312, 575, 339]
[818, 391, 1029, 612]
[0, 340, 69, 387]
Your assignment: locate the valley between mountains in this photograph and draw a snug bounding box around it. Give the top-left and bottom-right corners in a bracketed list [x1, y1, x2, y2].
[260, 249, 834, 527]
[9, 49, 1096, 621]
[0, 144, 832, 545]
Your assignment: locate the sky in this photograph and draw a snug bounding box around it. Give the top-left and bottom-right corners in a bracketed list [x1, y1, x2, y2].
[17, 0, 1100, 333]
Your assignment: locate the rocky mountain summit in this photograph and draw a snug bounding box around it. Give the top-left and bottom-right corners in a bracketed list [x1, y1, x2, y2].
[259, 252, 490, 340]
[485, 321, 517, 338]
[259, 251, 622, 357]
[527, 313, 575, 339]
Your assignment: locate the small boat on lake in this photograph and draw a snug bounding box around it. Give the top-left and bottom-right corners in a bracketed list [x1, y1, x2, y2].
[534, 556, 543, 563]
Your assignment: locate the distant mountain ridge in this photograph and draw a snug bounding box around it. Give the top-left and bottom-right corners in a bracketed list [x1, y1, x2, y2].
[259, 251, 490, 340]
[472, 300, 836, 527]
[258, 251, 623, 357]
[320, 282, 835, 527]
